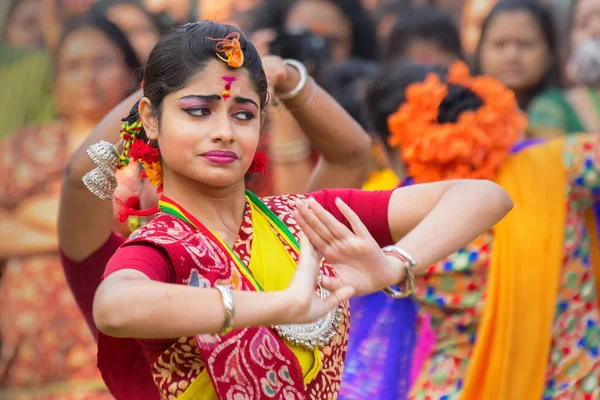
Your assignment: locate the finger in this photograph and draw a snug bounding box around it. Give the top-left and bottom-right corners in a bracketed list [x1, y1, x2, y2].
[295, 213, 330, 261]
[299, 233, 318, 270]
[295, 233, 319, 286]
[325, 285, 355, 309]
[306, 197, 354, 241]
[334, 197, 370, 238]
[320, 275, 346, 292]
[294, 202, 330, 250]
[295, 199, 337, 244]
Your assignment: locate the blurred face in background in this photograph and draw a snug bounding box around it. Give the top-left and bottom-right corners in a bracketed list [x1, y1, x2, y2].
[571, 0, 600, 48]
[404, 39, 458, 66]
[199, 0, 235, 21]
[58, 0, 97, 16]
[435, 0, 468, 22]
[54, 27, 133, 124]
[286, 0, 353, 62]
[361, 0, 382, 12]
[142, 0, 191, 24]
[478, 9, 550, 92]
[3, 0, 44, 49]
[106, 3, 160, 63]
[567, 0, 600, 85]
[461, 0, 497, 57]
[231, 0, 263, 13]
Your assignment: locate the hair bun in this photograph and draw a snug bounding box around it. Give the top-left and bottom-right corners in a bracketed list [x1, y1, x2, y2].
[387, 61, 526, 183]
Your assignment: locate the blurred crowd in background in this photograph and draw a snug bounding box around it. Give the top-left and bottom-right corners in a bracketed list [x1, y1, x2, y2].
[2, 0, 599, 144]
[1, 0, 599, 149]
[0, 0, 599, 398]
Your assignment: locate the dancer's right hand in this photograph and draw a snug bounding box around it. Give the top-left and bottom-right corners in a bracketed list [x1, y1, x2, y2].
[282, 234, 354, 325]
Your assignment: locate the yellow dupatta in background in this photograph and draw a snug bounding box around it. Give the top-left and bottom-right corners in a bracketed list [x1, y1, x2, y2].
[362, 169, 400, 191]
[461, 138, 600, 399]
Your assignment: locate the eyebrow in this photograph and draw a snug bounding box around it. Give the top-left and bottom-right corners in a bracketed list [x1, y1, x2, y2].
[234, 97, 259, 108]
[180, 94, 259, 108]
[180, 94, 221, 102]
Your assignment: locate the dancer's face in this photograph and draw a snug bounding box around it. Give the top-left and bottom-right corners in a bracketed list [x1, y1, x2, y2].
[139, 60, 262, 190]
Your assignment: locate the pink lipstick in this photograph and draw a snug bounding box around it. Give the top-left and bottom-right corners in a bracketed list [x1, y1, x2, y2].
[200, 150, 238, 164]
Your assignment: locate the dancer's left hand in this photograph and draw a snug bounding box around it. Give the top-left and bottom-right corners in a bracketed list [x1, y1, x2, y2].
[294, 197, 406, 296]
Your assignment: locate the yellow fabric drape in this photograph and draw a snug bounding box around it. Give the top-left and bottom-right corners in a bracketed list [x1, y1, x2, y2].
[177, 371, 216, 400]
[461, 138, 574, 399]
[179, 200, 320, 399]
[246, 199, 322, 382]
[362, 169, 399, 191]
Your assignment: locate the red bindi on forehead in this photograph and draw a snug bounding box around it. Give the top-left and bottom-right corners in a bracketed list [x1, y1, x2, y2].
[222, 76, 237, 100]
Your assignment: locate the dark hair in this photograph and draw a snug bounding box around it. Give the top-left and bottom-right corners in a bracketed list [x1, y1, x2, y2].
[278, 0, 378, 61]
[2, 0, 38, 41]
[318, 58, 379, 129]
[56, 13, 142, 77]
[567, 0, 581, 39]
[90, 0, 166, 36]
[472, 0, 561, 108]
[142, 21, 268, 119]
[372, 1, 412, 23]
[364, 61, 485, 147]
[365, 62, 446, 144]
[386, 6, 463, 62]
[242, 0, 296, 32]
[327, 0, 378, 61]
[3, 0, 20, 35]
[437, 84, 484, 123]
[366, 61, 484, 145]
[245, 0, 377, 61]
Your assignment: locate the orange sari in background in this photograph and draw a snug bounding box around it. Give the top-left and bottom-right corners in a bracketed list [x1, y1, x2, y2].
[0, 122, 112, 399]
[411, 135, 600, 399]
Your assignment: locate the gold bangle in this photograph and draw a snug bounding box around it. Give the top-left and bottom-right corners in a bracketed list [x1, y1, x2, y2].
[270, 137, 312, 163]
[215, 285, 235, 335]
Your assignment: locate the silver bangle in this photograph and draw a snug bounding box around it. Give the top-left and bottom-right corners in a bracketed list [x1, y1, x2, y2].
[381, 245, 417, 299]
[278, 59, 308, 100]
[215, 285, 235, 335]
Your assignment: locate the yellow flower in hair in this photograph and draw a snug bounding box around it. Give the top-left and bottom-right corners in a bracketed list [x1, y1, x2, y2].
[142, 161, 162, 187]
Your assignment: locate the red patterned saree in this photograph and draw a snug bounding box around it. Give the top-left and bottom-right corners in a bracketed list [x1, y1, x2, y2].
[98, 192, 350, 399]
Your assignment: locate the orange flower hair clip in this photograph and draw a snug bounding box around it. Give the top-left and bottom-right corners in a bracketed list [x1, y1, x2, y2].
[387, 61, 526, 184]
[209, 32, 244, 68]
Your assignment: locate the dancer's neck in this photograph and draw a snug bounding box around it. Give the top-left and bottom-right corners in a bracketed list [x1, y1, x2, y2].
[162, 171, 247, 247]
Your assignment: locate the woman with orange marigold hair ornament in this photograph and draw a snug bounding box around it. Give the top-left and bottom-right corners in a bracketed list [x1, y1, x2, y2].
[83, 21, 511, 399]
[355, 59, 600, 400]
